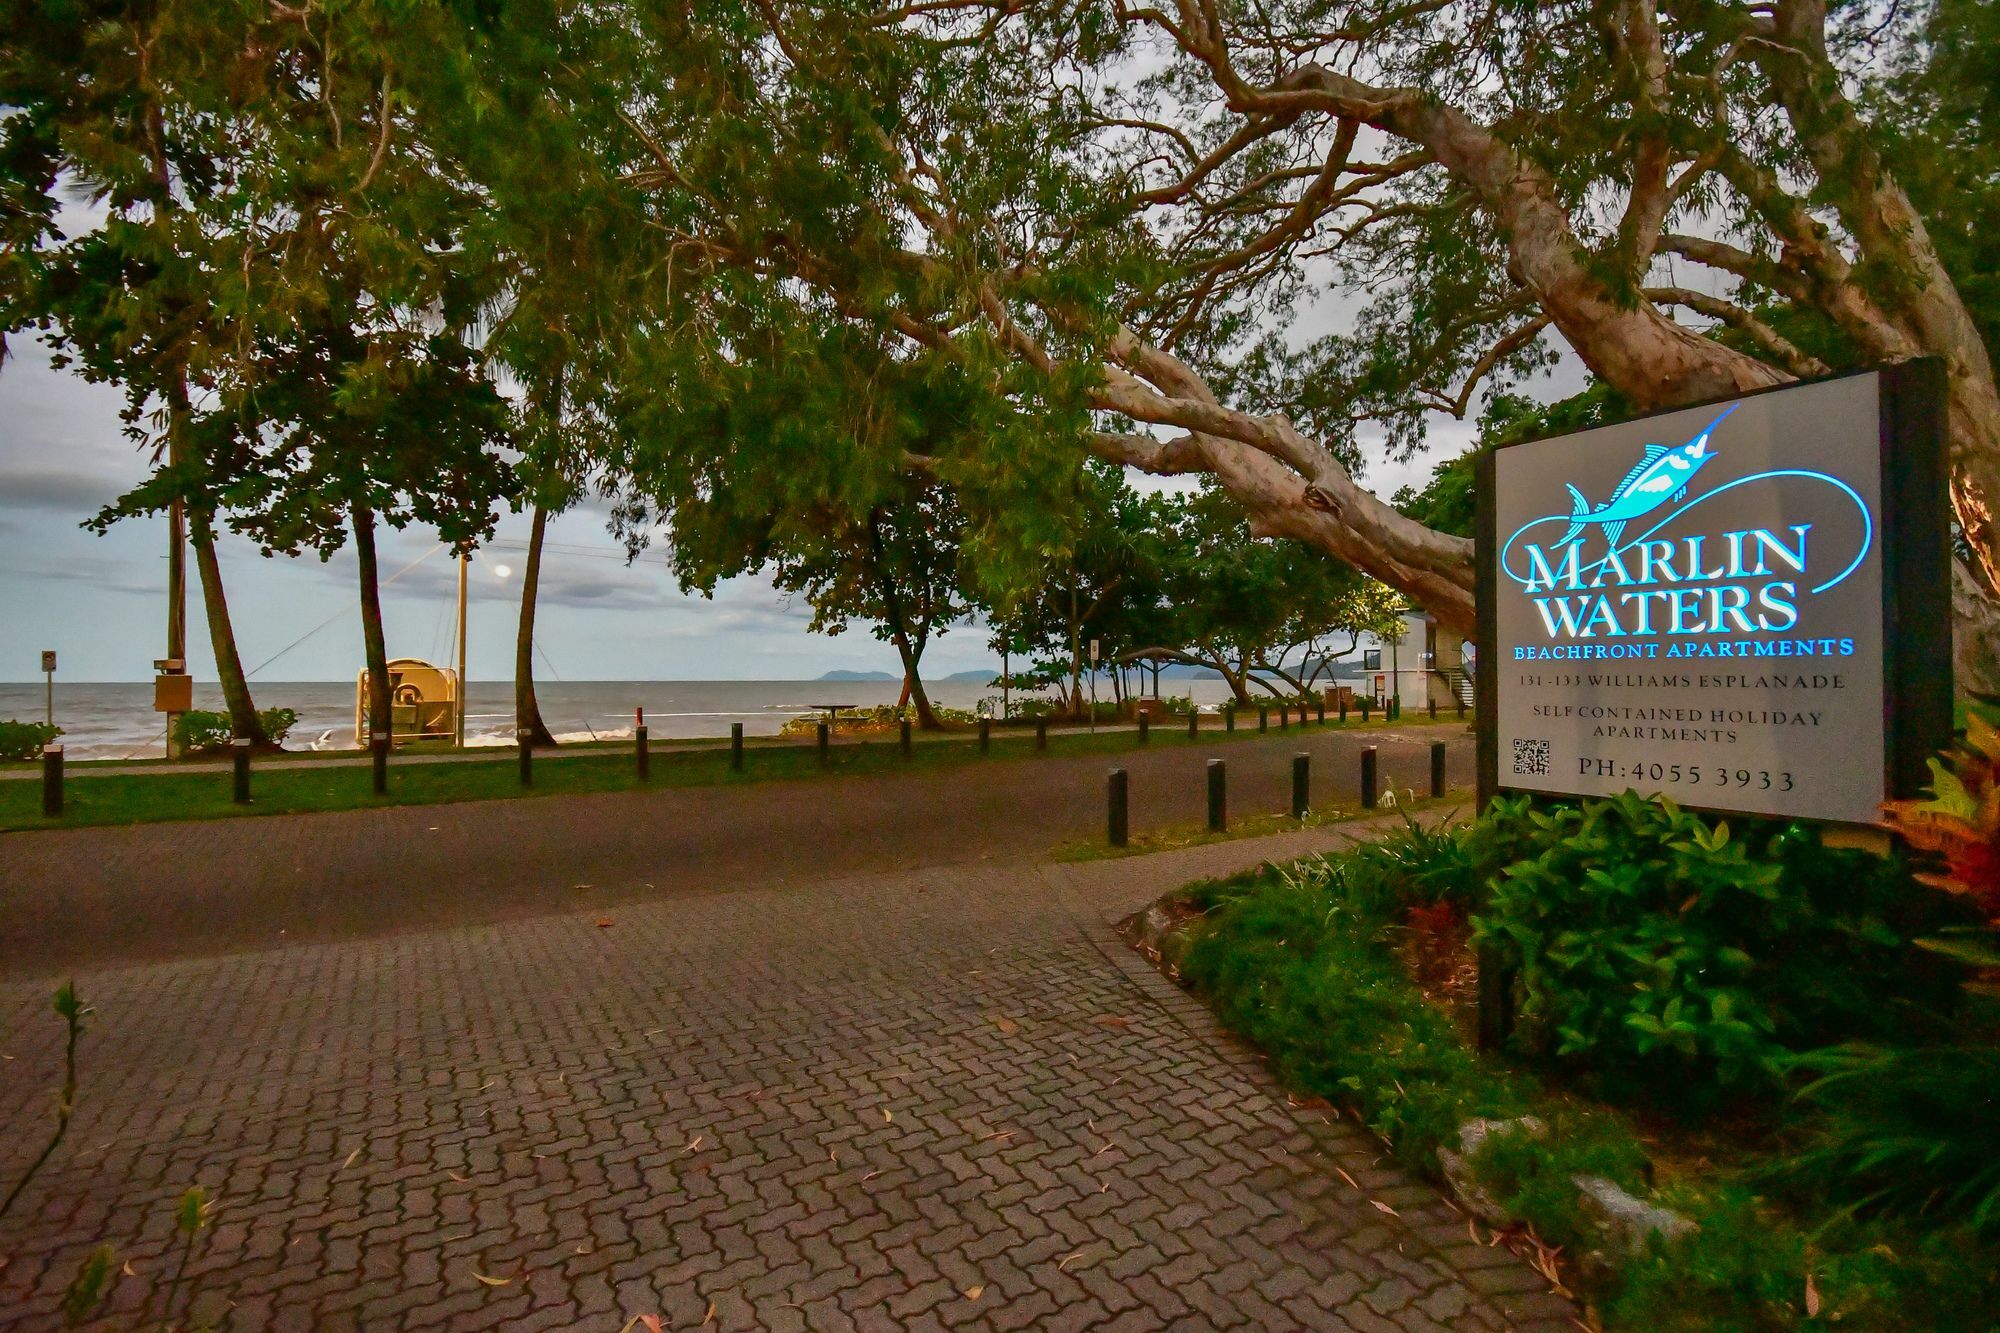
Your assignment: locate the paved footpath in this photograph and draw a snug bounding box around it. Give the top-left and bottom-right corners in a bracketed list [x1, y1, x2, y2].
[0, 736, 1575, 1331]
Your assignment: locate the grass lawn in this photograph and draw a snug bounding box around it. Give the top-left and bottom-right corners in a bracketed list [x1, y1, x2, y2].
[1052, 794, 1460, 861]
[0, 712, 1470, 832]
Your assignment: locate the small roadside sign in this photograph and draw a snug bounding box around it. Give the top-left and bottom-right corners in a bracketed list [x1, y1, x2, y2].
[41, 650, 56, 673]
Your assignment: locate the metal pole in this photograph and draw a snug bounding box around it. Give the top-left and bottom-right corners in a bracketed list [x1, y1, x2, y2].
[1107, 769, 1128, 847]
[1206, 759, 1226, 832]
[1361, 746, 1379, 810]
[45, 666, 53, 728]
[1431, 741, 1447, 799]
[232, 737, 251, 804]
[731, 722, 745, 771]
[1292, 753, 1309, 821]
[455, 553, 468, 748]
[41, 745, 62, 817]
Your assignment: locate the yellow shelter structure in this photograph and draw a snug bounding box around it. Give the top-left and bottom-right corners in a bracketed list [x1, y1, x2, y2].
[354, 658, 460, 747]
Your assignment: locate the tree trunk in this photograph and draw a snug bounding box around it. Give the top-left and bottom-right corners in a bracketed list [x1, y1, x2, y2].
[515, 504, 558, 746]
[191, 520, 267, 745]
[865, 510, 944, 729]
[353, 502, 392, 744]
[890, 630, 942, 729]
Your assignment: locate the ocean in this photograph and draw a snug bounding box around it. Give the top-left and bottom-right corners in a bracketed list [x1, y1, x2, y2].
[0, 677, 1250, 760]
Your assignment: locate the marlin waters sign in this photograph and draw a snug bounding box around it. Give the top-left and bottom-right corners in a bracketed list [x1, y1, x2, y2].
[1475, 363, 1951, 825]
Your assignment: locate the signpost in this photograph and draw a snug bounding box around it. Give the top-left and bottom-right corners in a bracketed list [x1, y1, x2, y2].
[40, 650, 54, 727]
[1473, 363, 1952, 1051]
[1476, 363, 1951, 827]
[1088, 638, 1100, 734]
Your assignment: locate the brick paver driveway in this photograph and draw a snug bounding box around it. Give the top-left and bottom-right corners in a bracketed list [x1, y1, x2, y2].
[0, 739, 1573, 1331]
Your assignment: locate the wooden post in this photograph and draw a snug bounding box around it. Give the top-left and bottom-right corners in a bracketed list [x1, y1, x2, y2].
[1292, 753, 1309, 821]
[1360, 746, 1379, 810]
[41, 744, 62, 817]
[900, 716, 912, 759]
[817, 721, 829, 767]
[635, 725, 650, 781]
[978, 717, 990, 752]
[731, 722, 744, 772]
[1035, 717, 1048, 752]
[1138, 713, 1150, 746]
[1207, 759, 1226, 832]
[1431, 741, 1446, 798]
[232, 737, 251, 804]
[1107, 769, 1128, 847]
[1187, 708, 1198, 739]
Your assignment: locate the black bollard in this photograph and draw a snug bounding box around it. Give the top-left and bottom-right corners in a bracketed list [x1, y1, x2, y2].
[1316, 700, 1326, 726]
[1360, 697, 1372, 723]
[979, 716, 990, 752]
[1225, 705, 1236, 733]
[1361, 745, 1379, 810]
[1431, 740, 1447, 798]
[731, 722, 744, 772]
[1138, 713, 1150, 746]
[1428, 698, 1437, 720]
[1292, 752, 1310, 821]
[371, 730, 389, 795]
[1257, 707, 1268, 733]
[1338, 697, 1348, 724]
[900, 716, 912, 759]
[518, 735, 534, 788]
[41, 744, 62, 817]
[1279, 705, 1289, 730]
[1457, 696, 1466, 721]
[1187, 708, 1198, 740]
[635, 725, 650, 781]
[1035, 717, 1048, 752]
[232, 737, 251, 804]
[817, 721, 830, 767]
[1107, 769, 1129, 848]
[1207, 759, 1227, 832]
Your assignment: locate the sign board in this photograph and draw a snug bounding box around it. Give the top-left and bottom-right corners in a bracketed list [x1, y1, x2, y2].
[41, 650, 55, 673]
[1089, 639, 1100, 665]
[1476, 363, 1951, 825]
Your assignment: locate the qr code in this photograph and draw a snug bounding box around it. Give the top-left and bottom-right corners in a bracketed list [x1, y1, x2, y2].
[1512, 738, 1551, 776]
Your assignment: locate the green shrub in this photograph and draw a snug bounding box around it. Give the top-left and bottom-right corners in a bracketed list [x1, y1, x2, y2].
[1781, 1043, 2000, 1237]
[0, 720, 62, 761]
[169, 707, 297, 754]
[1468, 793, 1963, 1110]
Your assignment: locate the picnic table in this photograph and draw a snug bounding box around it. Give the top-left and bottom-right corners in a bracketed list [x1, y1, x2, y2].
[809, 702, 859, 727]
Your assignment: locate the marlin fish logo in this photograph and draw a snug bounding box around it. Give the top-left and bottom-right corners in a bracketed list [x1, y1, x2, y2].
[1556, 405, 1734, 550]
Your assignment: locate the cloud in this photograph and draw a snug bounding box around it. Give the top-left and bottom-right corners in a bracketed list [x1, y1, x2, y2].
[0, 466, 127, 515]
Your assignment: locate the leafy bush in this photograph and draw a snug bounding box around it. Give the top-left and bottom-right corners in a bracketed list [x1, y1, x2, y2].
[0, 720, 62, 761]
[169, 707, 297, 754]
[1468, 793, 1963, 1109]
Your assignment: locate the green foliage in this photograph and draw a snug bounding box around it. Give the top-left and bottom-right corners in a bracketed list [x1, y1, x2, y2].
[1468, 794, 1964, 1110]
[1179, 858, 1537, 1171]
[1782, 1043, 2000, 1237]
[0, 720, 62, 762]
[170, 708, 298, 755]
[59, 1244, 115, 1326]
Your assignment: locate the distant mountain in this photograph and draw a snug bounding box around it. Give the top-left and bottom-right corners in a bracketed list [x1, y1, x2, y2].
[815, 669, 899, 682]
[939, 669, 998, 683]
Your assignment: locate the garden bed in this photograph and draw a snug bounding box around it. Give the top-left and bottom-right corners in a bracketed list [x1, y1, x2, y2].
[1129, 800, 2000, 1330]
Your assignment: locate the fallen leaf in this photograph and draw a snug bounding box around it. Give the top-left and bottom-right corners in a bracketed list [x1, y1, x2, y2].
[340, 1148, 360, 1170]
[596, 918, 614, 928]
[447, 1172, 467, 1183]
[704, 1299, 717, 1324]
[1805, 1273, 1822, 1318]
[1057, 1250, 1086, 1271]
[882, 1108, 893, 1123]
[642, 1318, 664, 1333]
[121, 1261, 140, 1277]
[472, 1270, 514, 1287]
[962, 1285, 984, 1301]
[1370, 1200, 1400, 1217]
[1334, 1167, 1360, 1190]
[993, 1017, 1020, 1035]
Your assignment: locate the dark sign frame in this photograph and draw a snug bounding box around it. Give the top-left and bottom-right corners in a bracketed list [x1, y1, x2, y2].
[1474, 360, 1952, 823]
